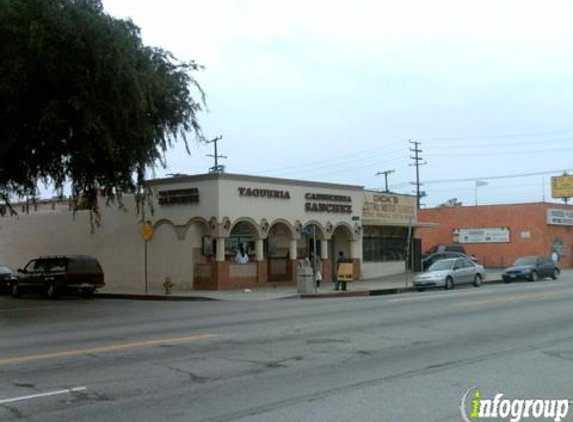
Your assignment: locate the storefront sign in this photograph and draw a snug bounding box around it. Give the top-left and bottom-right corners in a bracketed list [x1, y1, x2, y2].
[158, 188, 199, 205]
[552, 175, 573, 198]
[304, 192, 352, 214]
[362, 192, 416, 225]
[238, 187, 290, 199]
[547, 208, 573, 226]
[456, 227, 510, 243]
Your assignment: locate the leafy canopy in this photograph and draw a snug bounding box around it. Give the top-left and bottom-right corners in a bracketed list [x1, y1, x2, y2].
[0, 0, 205, 215]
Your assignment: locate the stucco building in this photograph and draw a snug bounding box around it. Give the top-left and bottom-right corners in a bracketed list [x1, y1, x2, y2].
[0, 173, 429, 292]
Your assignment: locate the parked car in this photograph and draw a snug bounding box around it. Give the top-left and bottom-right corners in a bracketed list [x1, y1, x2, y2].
[425, 244, 467, 256]
[502, 256, 559, 282]
[0, 265, 17, 293]
[11, 255, 105, 298]
[414, 257, 486, 291]
[422, 251, 477, 271]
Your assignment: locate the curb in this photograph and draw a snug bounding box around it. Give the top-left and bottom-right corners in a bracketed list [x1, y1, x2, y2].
[95, 293, 221, 302]
[95, 278, 505, 302]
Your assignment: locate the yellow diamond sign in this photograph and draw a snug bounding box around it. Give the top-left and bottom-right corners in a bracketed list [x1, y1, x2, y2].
[140, 223, 154, 241]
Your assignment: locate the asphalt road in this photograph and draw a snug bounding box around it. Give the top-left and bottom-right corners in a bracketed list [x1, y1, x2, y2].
[2, 275, 573, 422]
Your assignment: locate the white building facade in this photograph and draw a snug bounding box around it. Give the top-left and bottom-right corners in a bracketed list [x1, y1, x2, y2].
[0, 174, 428, 292]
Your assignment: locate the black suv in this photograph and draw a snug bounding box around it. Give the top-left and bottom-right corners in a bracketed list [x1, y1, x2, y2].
[11, 255, 105, 298]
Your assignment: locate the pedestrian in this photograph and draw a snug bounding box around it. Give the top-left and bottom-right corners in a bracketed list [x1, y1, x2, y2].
[313, 254, 322, 288]
[335, 250, 348, 291]
[551, 249, 560, 264]
[235, 245, 249, 264]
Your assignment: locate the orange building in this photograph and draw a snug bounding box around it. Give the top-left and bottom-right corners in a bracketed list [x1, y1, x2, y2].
[417, 203, 573, 268]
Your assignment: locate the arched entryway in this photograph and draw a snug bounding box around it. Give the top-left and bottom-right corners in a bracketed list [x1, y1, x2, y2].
[330, 223, 359, 282]
[267, 220, 297, 282]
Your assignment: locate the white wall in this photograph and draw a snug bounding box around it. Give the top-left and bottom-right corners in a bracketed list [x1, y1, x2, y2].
[0, 197, 145, 293]
[362, 261, 406, 279]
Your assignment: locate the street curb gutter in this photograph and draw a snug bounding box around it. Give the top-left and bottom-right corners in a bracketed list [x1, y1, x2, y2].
[95, 293, 221, 302]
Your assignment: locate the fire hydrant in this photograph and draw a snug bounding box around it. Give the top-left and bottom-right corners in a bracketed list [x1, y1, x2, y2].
[163, 276, 175, 295]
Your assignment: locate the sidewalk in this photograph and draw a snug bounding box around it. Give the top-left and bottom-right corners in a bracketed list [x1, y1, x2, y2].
[96, 269, 505, 302]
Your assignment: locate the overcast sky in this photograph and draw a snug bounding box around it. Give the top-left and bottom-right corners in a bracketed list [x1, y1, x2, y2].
[103, 0, 573, 208]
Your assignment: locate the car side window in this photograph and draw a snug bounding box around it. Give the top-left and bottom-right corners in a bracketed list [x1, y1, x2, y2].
[46, 259, 66, 272]
[24, 260, 37, 272]
[68, 259, 86, 273]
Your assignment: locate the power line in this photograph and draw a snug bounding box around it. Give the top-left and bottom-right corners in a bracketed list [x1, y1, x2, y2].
[391, 168, 573, 188]
[411, 128, 573, 141]
[426, 145, 573, 158]
[425, 136, 573, 149]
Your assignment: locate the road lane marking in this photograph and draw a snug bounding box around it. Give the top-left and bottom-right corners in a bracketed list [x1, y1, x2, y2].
[0, 387, 87, 405]
[0, 334, 218, 365]
[457, 290, 573, 307]
[0, 306, 57, 313]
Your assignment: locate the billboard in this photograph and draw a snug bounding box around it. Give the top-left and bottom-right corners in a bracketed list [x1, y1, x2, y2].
[454, 227, 510, 244]
[551, 175, 573, 198]
[547, 208, 573, 226]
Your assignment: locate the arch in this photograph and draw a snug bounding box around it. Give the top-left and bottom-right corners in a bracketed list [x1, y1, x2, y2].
[230, 217, 264, 240]
[302, 220, 327, 240]
[152, 219, 179, 238]
[180, 216, 211, 239]
[268, 218, 297, 239]
[331, 222, 355, 239]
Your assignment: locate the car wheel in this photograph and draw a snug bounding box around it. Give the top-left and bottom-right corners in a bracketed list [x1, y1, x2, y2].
[46, 283, 58, 299]
[551, 269, 559, 280]
[473, 274, 482, 287]
[81, 288, 94, 298]
[529, 271, 538, 282]
[10, 283, 20, 298]
[445, 276, 454, 290]
[416, 287, 425, 292]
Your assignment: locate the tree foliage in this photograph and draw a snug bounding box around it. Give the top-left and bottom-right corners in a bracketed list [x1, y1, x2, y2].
[0, 0, 205, 216]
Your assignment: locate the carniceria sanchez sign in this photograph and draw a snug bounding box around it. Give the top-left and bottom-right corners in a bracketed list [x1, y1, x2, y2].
[238, 187, 291, 199]
[304, 193, 352, 214]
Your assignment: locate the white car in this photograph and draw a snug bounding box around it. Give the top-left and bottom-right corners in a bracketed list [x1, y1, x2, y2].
[413, 257, 486, 291]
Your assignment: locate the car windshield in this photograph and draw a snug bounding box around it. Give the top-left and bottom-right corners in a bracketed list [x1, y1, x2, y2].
[428, 260, 455, 271]
[514, 257, 537, 266]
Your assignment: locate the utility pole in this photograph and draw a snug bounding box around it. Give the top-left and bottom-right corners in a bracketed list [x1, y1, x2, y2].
[206, 135, 226, 174]
[409, 140, 426, 209]
[375, 169, 395, 192]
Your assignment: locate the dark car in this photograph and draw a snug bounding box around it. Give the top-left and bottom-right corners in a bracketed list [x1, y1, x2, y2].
[422, 252, 477, 271]
[425, 244, 467, 255]
[502, 255, 559, 282]
[11, 255, 105, 298]
[0, 265, 17, 293]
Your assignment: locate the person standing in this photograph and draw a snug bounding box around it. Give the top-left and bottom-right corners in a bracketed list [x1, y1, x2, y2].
[235, 245, 249, 264]
[313, 254, 322, 288]
[335, 250, 348, 291]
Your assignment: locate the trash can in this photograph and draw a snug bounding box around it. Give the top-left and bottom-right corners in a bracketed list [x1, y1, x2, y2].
[297, 259, 315, 293]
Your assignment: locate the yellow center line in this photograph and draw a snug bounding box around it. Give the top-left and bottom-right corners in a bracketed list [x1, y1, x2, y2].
[0, 334, 218, 365]
[457, 290, 573, 307]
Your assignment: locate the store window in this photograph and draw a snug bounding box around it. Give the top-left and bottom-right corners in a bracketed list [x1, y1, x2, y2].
[363, 226, 408, 262]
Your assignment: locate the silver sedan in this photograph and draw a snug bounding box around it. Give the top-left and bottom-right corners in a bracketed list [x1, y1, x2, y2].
[413, 257, 486, 290]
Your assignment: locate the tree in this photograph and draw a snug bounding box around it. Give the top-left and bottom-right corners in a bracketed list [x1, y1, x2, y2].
[438, 198, 463, 208]
[0, 0, 205, 218]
